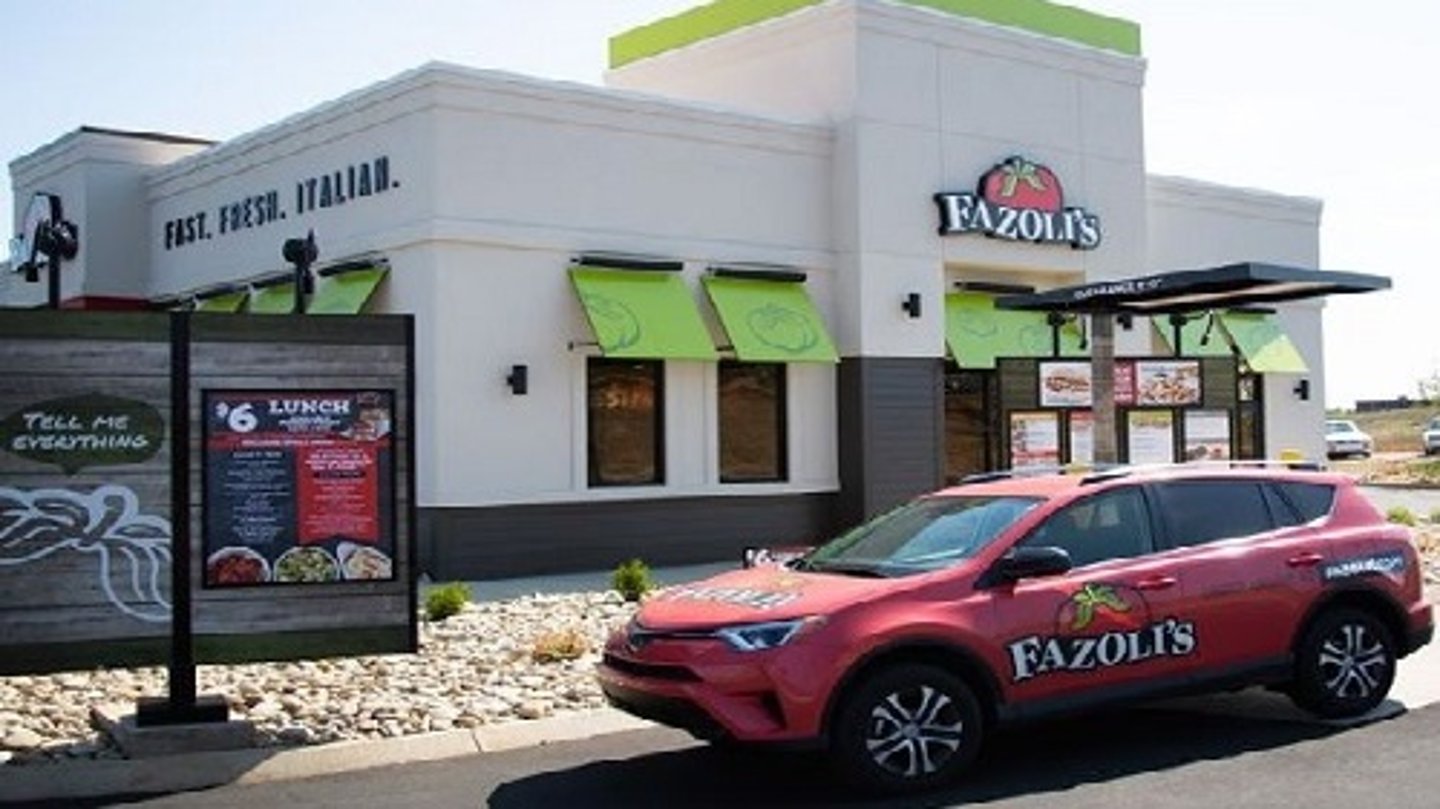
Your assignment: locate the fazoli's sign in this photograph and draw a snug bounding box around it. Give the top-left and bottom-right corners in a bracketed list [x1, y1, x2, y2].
[935, 156, 1102, 250]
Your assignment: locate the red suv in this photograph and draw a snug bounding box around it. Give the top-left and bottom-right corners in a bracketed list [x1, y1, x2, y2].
[597, 465, 1434, 793]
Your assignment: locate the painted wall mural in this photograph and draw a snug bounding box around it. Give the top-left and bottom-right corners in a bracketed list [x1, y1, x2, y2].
[0, 485, 172, 623]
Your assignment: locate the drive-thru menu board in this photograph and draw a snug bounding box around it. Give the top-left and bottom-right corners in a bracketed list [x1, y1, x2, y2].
[204, 390, 396, 588]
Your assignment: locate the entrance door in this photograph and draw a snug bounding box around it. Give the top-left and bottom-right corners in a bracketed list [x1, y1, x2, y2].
[944, 369, 995, 483]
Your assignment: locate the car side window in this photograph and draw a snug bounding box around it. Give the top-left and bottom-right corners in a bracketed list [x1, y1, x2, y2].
[1268, 481, 1336, 526]
[1019, 487, 1154, 568]
[1152, 481, 1276, 548]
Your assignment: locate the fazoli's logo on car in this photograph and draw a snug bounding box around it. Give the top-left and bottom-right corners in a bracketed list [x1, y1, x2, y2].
[1007, 583, 1197, 683]
[934, 156, 1102, 250]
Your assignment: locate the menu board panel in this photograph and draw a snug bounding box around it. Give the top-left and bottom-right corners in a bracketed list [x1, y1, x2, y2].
[1184, 409, 1232, 461]
[1127, 410, 1175, 465]
[1135, 360, 1201, 406]
[203, 390, 396, 588]
[1010, 411, 1060, 469]
[1039, 362, 1092, 407]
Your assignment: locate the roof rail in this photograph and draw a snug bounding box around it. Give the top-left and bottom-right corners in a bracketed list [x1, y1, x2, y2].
[955, 464, 1120, 486]
[1078, 458, 1328, 485]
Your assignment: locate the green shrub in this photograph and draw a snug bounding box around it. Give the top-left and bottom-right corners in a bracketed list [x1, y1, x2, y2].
[424, 582, 471, 622]
[612, 558, 656, 603]
[1386, 506, 1418, 527]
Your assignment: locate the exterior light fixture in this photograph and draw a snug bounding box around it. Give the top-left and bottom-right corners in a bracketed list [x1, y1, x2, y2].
[902, 292, 922, 319]
[1293, 379, 1311, 401]
[282, 230, 319, 313]
[507, 364, 529, 395]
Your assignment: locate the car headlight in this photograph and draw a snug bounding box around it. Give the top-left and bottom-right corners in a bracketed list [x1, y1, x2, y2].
[714, 616, 825, 652]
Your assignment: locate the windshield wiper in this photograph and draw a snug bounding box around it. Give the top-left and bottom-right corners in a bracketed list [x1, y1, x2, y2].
[804, 561, 891, 578]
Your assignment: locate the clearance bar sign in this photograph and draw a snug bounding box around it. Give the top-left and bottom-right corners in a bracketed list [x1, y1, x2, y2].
[935, 155, 1102, 250]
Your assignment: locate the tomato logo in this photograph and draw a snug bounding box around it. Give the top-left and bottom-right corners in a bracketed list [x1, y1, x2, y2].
[980, 156, 1064, 212]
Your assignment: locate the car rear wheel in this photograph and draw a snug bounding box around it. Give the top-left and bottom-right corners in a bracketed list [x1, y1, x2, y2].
[1290, 608, 1396, 719]
[830, 664, 983, 794]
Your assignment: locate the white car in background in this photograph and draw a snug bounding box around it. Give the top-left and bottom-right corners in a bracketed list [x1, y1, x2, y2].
[1325, 419, 1373, 459]
[1422, 416, 1440, 456]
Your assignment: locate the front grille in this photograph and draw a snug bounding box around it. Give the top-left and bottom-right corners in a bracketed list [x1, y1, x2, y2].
[603, 653, 701, 682]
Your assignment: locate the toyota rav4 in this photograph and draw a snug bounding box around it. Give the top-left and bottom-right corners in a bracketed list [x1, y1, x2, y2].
[597, 464, 1434, 793]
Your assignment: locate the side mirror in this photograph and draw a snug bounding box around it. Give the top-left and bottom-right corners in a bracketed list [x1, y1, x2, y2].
[991, 546, 1072, 583]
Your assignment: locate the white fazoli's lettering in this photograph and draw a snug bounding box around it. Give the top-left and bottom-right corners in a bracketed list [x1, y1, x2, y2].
[933, 192, 1102, 250]
[1007, 617, 1198, 683]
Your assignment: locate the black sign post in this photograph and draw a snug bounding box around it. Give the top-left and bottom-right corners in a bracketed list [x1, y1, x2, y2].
[136, 312, 229, 726]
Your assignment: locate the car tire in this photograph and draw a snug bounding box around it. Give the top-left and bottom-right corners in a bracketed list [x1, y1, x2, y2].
[830, 664, 983, 794]
[1289, 608, 1396, 719]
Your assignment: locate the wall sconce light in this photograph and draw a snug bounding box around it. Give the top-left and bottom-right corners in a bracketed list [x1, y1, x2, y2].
[1293, 378, 1310, 401]
[902, 292, 922, 319]
[506, 364, 529, 395]
[1117, 313, 1134, 330]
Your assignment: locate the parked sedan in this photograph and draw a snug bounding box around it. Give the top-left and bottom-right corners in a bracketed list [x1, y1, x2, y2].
[1325, 419, 1373, 459]
[1423, 416, 1440, 456]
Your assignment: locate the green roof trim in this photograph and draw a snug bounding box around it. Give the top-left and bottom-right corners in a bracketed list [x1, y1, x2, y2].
[308, 267, 388, 315]
[1153, 314, 1232, 358]
[571, 267, 719, 361]
[945, 291, 1058, 369]
[193, 291, 247, 313]
[249, 282, 297, 315]
[1220, 312, 1308, 374]
[610, 0, 1140, 68]
[702, 275, 839, 363]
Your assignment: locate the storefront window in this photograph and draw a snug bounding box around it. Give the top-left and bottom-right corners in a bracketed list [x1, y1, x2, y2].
[588, 359, 663, 486]
[945, 369, 994, 483]
[719, 361, 787, 483]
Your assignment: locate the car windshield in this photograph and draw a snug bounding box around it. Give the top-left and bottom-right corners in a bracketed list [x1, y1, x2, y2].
[799, 496, 1042, 577]
[1326, 420, 1358, 434]
[1429, 418, 1440, 430]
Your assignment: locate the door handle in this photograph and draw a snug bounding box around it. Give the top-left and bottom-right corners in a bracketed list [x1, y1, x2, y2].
[1287, 552, 1325, 568]
[1134, 575, 1177, 591]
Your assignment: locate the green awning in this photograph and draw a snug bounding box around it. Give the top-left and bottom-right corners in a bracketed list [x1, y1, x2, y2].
[249, 282, 297, 315]
[1153, 314, 1231, 357]
[700, 276, 838, 363]
[1220, 312, 1308, 373]
[193, 291, 247, 313]
[570, 267, 718, 360]
[945, 292, 1077, 369]
[308, 267, 388, 315]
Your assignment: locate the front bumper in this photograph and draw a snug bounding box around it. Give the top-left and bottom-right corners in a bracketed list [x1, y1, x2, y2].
[595, 631, 833, 745]
[1327, 441, 1371, 456]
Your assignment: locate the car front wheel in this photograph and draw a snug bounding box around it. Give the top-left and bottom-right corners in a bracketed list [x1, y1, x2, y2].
[830, 664, 983, 794]
[1290, 608, 1396, 719]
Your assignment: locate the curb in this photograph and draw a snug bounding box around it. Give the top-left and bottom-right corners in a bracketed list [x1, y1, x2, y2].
[0, 708, 654, 805]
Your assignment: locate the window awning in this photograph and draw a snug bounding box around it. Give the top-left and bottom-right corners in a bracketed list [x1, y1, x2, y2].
[1220, 311, 1308, 373]
[308, 266, 388, 315]
[193, 290, 247, 313]
[945, 291, 1083, 369]
[249, 281, 296, 315]
[701, 275, 838, 363]
[570, 266, 718, 360]
[1153, 313, 1231, 357]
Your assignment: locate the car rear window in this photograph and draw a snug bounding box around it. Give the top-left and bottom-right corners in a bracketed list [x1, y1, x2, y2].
[1153, 480, 1276, 548]
[1269, 481, 1336, 525]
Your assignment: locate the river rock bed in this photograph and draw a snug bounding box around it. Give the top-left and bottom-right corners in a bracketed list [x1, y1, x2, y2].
[1, 590, 637, 766]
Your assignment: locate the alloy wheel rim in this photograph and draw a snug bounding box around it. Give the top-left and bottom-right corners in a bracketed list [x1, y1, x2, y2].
[1317, 622, 1388, 700]
[864, 684, 965, 778]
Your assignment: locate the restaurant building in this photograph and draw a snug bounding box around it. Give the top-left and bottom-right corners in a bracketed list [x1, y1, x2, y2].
[5, 0, 1332, 578]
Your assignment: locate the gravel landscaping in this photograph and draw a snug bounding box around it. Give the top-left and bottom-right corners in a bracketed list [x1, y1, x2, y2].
[3, 535, 1439, 769]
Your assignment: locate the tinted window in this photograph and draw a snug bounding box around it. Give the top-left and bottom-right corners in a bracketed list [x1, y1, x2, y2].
[1153, 481, 1275, 547]
[804, 496, 1041, 575]
[1019, 487, 1154, 568]
[588, 359, 663, 486]
[719, 362, 786, 483]
[1270, 481, 1336, 525]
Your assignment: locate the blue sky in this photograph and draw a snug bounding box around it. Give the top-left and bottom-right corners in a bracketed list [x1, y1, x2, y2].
[3, 0, 1436, 409]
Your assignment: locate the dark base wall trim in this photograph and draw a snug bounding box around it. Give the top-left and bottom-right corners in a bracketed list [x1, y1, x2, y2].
[419, 492, 839, 580]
